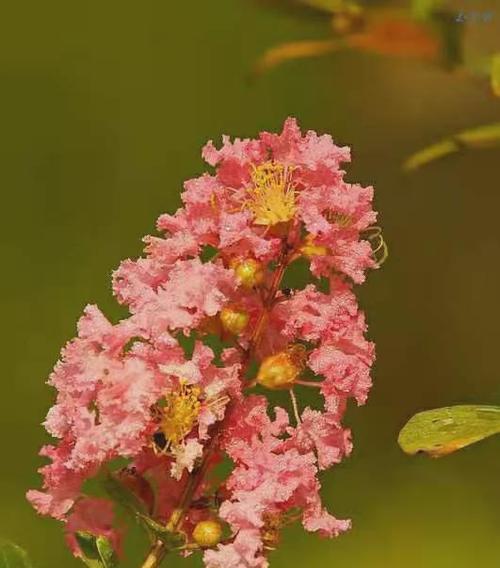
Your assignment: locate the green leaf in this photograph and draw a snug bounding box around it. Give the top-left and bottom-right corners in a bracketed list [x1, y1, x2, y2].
[74, 533, 99, 563]
[95, 537, 118, 568]
[74, 532, 118, 568]
[491, 53, 500, 97]
[398, 405, 500, 457]
[403, 122, 500, 170]
[0, 542, 32, 568]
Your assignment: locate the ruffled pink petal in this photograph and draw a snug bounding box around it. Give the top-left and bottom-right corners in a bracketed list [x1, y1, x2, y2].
[302, 499, 351, 538]
[286, 408, 352, 470]
[131, 258, 236, 336]
[170, 439, 204, 481]
[309, 344, 373, 406]
[204, 529, 268, 568]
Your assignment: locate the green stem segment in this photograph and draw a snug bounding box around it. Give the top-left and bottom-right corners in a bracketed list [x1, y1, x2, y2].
[140, 540, 167, 568]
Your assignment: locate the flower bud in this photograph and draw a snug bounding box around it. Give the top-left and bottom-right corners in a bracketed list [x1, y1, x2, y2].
[256, 347, 305, 390]
[220, 306, 249, 335]
[299, 235, 330, 258]
[231, 258, 265, 289]
[192, 519, 223, 548]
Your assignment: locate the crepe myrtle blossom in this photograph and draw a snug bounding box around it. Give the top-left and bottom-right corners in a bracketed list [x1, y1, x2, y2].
[28, 118, 385, 568]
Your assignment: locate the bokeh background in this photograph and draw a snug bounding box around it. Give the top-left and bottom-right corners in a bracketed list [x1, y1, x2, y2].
[1, 0, 499, 566]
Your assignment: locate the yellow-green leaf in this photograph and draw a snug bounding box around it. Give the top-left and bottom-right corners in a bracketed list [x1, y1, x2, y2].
[398, 405, 500, 457]
[491, 53, 500, 97]
[0, 542, 32, 568]
[404, 122, 500, 170]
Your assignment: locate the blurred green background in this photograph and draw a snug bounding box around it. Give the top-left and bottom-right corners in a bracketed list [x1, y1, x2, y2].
[1, 1, 499, 566]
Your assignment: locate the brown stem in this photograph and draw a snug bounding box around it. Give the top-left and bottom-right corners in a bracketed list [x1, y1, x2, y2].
[247, 244, 291, 358]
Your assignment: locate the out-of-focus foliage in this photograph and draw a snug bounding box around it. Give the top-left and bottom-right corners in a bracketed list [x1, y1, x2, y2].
[254, 0, 499, 169]
[403, 122, 500, 170]
[398, 406, 500, 457]
[0, 541, 33, 568]
[254, 1, 464, 76]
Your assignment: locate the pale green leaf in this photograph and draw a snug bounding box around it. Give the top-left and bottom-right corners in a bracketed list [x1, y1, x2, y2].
[95, 538, 118, 568]
[74, 533, 102, 568]
[74, 532, 118, 568]
[491, 53, 500, 97]
[404, 122, 500, 170]
[398, 405, 500, 457]
[0, 542, 32, 568]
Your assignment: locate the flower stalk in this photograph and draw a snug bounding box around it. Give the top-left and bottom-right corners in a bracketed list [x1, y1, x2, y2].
[28, 118, 383, 568]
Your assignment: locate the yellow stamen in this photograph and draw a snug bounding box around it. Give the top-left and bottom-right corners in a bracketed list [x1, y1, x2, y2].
[161, 381, 202, 447]
[245, 162, 297, 226]
[326, 211, 352, 227]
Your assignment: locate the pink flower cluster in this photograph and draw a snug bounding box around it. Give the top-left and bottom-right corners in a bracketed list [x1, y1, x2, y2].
[28, 118, 380, 567]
